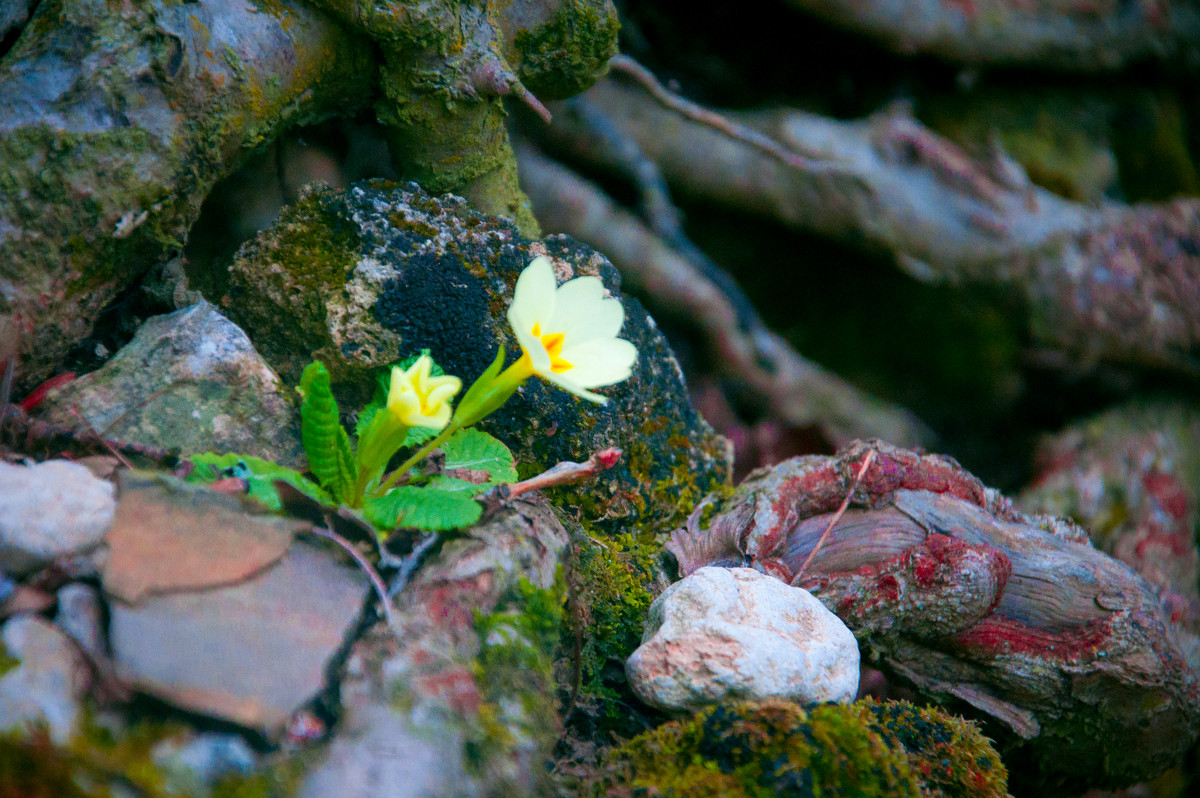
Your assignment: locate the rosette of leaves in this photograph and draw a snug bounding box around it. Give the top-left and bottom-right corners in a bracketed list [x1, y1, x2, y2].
[185, 355, 516, 535]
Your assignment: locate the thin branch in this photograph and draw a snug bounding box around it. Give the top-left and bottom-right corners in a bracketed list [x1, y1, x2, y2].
[387, 531, 440, 599]
[793, 449, 876, 581]
[490, 447, 623, 501]
[308, 526, 400, 634]
[608, 54, 826, 167]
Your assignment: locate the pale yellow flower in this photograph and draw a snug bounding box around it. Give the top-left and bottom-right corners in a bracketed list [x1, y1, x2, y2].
[507, 256, 637, 403]
[387, 354, 462, 429]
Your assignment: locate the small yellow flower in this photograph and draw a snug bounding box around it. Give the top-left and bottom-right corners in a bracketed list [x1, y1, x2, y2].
[507, 256, 637, 403]
[387, 354, 462, 429]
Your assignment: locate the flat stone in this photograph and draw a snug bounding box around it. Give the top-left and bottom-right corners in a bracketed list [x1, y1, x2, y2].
[626, 566, 860, 711]
[0, 616, 90, 743]
[39, 301, 304, 468]
[108, 541, 367, 737]
[0, 459, 114, 576]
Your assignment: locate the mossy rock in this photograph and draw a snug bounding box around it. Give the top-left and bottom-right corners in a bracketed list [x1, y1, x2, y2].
[580, 697, 1007, 798]
[221, 180, 730, 533]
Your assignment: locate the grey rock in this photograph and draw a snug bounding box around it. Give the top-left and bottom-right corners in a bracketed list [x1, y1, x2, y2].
[39, 301, 304, 468]
[298, 499, 567, 798]
[0, 459, 114, 576]
[222, 181, 730, 533]
[626, 566, 860, 712]
[108, 541, 367, 737]
[55, 583, 107, 660]
[0, 1, 33, 40]
[0, 615, 90, 743]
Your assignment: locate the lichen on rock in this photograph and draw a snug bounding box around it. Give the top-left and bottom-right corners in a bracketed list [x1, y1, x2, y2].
[221, 180, 730, 533]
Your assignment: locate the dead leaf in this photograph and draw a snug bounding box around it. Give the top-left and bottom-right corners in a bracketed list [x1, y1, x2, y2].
[103, 470, 307, 604]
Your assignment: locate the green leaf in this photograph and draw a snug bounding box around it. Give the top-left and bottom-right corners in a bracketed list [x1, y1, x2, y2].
[363, 476, 483, 532]
[184, 453, 332, 511]
[441, 428, 517, 486]
[395, 348, 445, 376]
[297, 362, 357, 503]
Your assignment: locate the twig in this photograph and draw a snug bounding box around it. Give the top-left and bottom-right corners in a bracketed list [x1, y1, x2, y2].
[308, 526, 400, 634]
[793, 449, 876, 581]
[69, 406, 135, 470]
[608, 54, 825, 167]
[508, 78, 552, 124]
[491, 447, 623, 501]
[387, 531, 440, 599]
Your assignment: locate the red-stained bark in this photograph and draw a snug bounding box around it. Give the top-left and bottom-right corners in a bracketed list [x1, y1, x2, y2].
[670, 440, 1200, 792]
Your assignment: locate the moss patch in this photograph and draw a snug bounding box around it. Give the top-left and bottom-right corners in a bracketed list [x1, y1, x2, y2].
[858, 699, 1008, 798]
[514, 0, 621, 101]
[467, 575, 565, 793]
[562, 532, 671, 741]
[584, 698, 922, 798]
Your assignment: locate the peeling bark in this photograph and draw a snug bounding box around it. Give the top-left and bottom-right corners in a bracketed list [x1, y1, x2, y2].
[669, 441, 1200, 792]
[1019, 400, 1200, 666]
[533, 77, 1200, 378]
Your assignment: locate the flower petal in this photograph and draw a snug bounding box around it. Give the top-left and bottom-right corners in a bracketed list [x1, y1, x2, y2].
[557, 295, 625, 346]
[558, 338, 638, 387]
[508, 256, 555, 334]
[546, 275, 603, 328]
[540, 371, 609, 404]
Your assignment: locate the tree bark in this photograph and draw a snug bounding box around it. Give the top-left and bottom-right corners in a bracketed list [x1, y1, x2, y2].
[0, 0, 374, 394]
[669, 440, 1200, 792]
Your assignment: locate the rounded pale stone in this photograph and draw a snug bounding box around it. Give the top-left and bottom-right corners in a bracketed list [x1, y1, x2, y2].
[0, 616, 89, 743]
[0, 459, 115, 576]
[626, 566, 860, 711]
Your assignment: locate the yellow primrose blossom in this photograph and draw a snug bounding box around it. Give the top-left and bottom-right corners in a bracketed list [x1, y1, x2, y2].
[387, 353, 462, 429]
[506, 256, 638, 403]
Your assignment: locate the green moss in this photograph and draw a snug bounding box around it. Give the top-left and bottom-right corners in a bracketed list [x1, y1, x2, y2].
[0, 642, 18, 678]
[0, 706, 311, 798]
[857, 699, 1008, 798]
[223, 184, 363, 383]
[514, 0, 621, 101]
[585, 699, 922, 798]
[466, 575, 565, 791]
[564, 532, 670, 740]
[0, 731, 92, 798]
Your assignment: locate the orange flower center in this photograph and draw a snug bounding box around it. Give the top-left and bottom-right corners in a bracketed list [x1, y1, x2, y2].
[531, 323, 573, 374]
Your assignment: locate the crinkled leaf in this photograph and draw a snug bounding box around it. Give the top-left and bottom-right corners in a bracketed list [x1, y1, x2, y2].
[363, 476, 484, 532]
[185, 453, 331, 511]
[441, 428, 517, 486]
[297, 361, 356, 503]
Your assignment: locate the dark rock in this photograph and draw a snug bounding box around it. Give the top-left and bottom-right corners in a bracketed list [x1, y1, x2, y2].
[221, 181, 731, 532]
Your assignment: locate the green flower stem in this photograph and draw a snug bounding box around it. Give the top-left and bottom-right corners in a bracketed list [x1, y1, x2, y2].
[374, 422, 461, 496]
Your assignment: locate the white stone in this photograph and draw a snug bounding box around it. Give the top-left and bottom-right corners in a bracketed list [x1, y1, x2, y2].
[626, 566, 860, 711]
[0, 459, 115, 575]
[0, 616, 89, 743]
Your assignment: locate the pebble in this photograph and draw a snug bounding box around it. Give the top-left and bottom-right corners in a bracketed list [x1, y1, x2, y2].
[626, 566, 860, 711]
[0, 459, 114, 576]
[0, 615, 90, 743]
